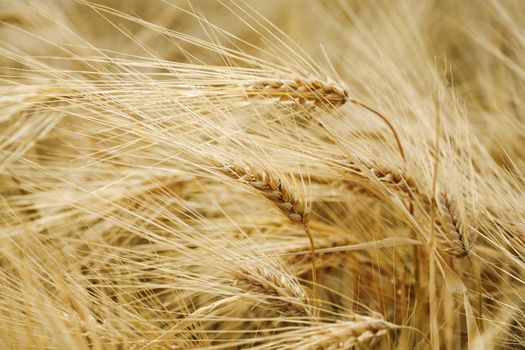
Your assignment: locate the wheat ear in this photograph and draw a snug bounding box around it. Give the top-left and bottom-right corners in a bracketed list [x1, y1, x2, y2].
[218, 162, 318, 303]
[244, 78, 348, 109]
[237, 265, 312, 316]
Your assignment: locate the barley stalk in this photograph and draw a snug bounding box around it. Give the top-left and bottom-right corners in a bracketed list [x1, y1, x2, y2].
[284, 238, 350, 276]
[180, 296, 240, 328]
[348, 99, 406, 160]
[278, 224, 356, 276]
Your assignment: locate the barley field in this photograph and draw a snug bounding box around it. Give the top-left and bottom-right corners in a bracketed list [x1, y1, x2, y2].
[1, 1, 524, 349]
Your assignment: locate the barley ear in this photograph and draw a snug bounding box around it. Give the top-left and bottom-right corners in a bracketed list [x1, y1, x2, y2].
[244, 78, 348, 109]
[436, 192, 476, 258]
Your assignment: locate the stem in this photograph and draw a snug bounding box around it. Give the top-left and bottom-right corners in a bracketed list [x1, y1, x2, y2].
[428, 103, 441, 350]
[350, 99, 406, 161]
[304, 223, 318, 314]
